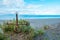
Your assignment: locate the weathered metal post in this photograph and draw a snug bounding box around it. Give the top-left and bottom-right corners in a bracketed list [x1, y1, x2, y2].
[16, 12, 18, 28]
[15, 12, 19, 33]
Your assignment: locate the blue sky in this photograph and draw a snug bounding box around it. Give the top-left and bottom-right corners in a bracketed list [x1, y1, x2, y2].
[0, 0, 60, 20]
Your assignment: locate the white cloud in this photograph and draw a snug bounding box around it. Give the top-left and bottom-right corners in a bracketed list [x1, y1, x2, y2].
[3, 0, 10, 5]
[18, 4, 60, 15]
[3, 0, 25, 8]
[0, 0, 60, 15]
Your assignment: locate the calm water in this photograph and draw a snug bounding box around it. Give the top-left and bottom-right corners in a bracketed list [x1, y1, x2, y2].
[26, 18, 60, 29]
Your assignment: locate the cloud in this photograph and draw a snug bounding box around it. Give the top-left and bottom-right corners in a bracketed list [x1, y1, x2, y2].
[18, 4, 60, 15]
[3, 0, 25, 8]
[0, 0, 60, 15]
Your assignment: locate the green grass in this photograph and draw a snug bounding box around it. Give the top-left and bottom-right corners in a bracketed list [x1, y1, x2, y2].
[1, 20, 45, 40]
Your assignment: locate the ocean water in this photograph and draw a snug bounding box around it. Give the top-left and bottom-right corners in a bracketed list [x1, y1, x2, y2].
[26, 18, 60, 29]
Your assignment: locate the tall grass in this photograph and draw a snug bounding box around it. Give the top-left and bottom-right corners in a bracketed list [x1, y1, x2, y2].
[2, 20, 45, 40]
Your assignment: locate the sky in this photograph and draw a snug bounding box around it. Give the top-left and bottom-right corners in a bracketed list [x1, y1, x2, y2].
[0, 0, 60, 20]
